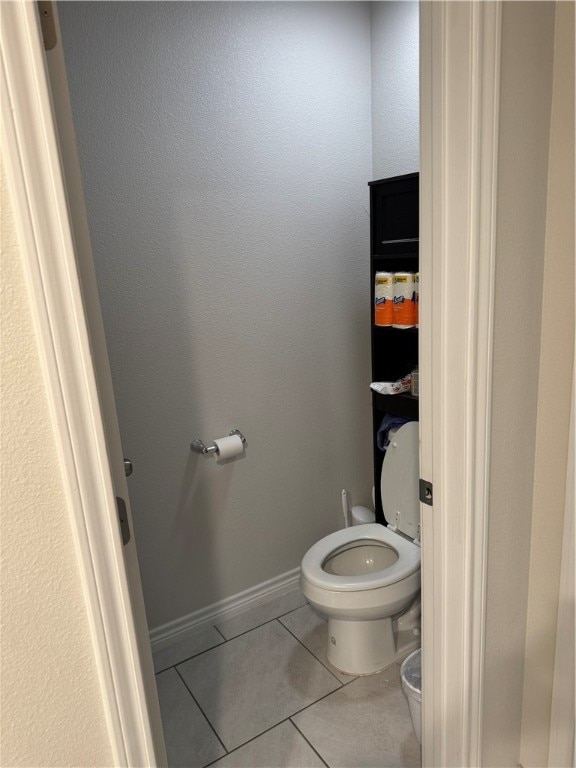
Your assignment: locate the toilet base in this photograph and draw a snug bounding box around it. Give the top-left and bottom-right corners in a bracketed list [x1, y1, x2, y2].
[326, 616, 420, 676]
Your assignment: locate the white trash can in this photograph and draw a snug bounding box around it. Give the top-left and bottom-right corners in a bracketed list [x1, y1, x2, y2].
[400, 648, 421, 744]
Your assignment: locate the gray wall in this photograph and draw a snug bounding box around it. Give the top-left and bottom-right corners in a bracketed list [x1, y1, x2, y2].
[482, 3, 556, 764]
[60, 2, 380, 630]
[370, 2, 419, 179]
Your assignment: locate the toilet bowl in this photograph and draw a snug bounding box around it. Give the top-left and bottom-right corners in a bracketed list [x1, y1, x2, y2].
[300, 422, 421, 675]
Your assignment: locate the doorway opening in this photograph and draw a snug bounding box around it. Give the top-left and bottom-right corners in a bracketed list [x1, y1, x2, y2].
[51, 2, 420, 765]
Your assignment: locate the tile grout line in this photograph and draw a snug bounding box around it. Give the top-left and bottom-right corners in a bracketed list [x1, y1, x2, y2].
[200, 718, 297, 768]
[214, 599, 309, 643]
[196, 679, 347, 766]
[157, 595, 417, 768]
[284, 683, 348, 724]
[173, 666, 229, 759]
[201, 715, 331, 768]
[153, 636, 226, 675]
[154, 596, 308, 672]
[159, 600, 316, 764]
[290, 719, 331, 768]
[196, 663, 415, 768]
[168, 614, 343, 765]
[278, 619, 349, 687]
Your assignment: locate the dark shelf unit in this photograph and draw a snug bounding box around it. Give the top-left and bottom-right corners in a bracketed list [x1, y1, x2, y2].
[369, 173, 419, 523]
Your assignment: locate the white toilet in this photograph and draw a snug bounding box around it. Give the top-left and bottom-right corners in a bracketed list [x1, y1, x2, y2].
[300, 422, 421, 675]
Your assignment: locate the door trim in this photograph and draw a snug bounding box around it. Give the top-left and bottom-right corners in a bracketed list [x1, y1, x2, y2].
[419, 2, 501, 765]
[1, 4, 165, 765]
[548, 362, 575, 767]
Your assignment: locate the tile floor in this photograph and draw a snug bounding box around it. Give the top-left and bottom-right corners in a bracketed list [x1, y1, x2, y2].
[154, 590, 421, 768]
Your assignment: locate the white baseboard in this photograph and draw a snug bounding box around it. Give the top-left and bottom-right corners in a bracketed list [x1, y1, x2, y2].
[149, 567, 301, 652]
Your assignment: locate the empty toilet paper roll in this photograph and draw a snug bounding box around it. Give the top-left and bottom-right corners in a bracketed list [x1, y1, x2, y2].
[214, 434, 244, 460]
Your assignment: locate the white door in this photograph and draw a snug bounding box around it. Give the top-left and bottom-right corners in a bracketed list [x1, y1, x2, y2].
[1, 3, 167, 765]
[43, 8, 168, 766]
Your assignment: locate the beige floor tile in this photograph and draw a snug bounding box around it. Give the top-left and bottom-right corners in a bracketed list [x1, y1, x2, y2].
[153, 626, 225, 673]
[279, 603, 356, 684]
[215, 589, 308, 640]
[292, 665, 421, 768]
[177, 620, 340, 751]
[210, 721, 326, 768]
[156, 668, 225, 768]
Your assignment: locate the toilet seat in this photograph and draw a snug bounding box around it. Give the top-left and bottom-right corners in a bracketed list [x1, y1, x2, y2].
[301, 523, 420, 592]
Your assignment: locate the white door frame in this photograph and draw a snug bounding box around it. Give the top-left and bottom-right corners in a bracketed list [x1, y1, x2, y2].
[419, 3, 501, 765]
[1, 3, 166, 765]
[547, 362, 575, 768]
[2, 1, 501, 765]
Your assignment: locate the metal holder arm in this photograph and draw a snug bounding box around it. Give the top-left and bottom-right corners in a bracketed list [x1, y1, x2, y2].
[190, 439, 218, 455]
[190, 429, 246, 456]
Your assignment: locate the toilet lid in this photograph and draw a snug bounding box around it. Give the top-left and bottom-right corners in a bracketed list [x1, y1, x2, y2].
[380, 422, 420, 540]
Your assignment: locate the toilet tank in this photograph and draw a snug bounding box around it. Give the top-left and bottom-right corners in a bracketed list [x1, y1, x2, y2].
[380, 422, 420, 540]
[350, 505, 376, 526]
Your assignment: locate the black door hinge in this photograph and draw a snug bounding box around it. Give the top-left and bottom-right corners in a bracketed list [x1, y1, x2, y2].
[37, 2, 57, 50]
[116, 497, 131, 545]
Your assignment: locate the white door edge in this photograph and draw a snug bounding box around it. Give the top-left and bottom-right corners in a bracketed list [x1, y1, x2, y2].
[419, 3, 501, 766]
[548, 361, 575, 768]
[1, 3, 166, 765]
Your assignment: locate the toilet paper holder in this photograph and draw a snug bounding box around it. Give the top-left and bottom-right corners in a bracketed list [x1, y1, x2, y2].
[190, 429, 246, 456]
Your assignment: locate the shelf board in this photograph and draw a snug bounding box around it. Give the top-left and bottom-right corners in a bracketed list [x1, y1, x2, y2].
[368, 172, 419, 187]
[373, 325, 418, 333]
[381, 238, 419, 245]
